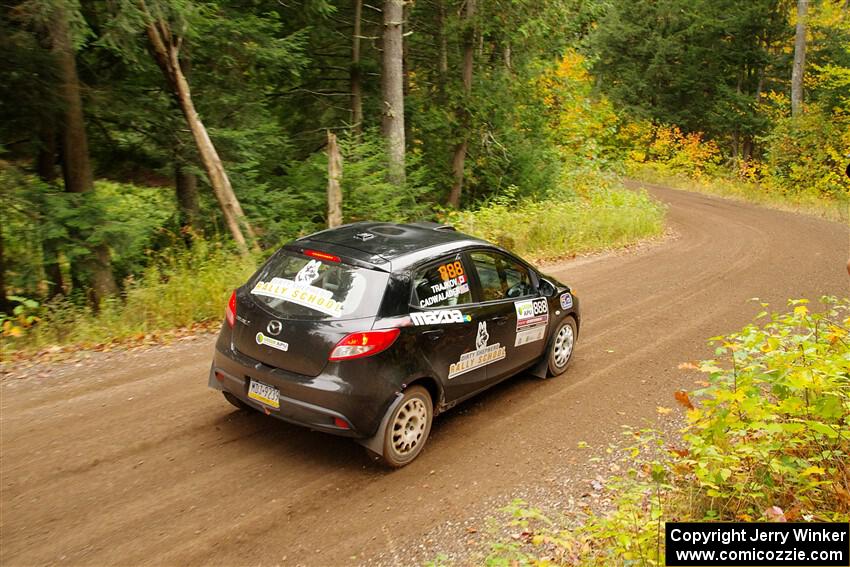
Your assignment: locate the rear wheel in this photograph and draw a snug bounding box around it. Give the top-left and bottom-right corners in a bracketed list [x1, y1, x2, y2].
[223, 391, 251, 411]
[547, 317, 577, 377]
[380, 386, 433, 468]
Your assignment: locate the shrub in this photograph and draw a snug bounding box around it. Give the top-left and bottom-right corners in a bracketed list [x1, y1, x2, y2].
[484, 297, 850, 565]
[446, 176, 666, 262]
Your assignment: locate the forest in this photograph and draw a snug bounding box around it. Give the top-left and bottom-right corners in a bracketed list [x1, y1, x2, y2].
[1, 0, 848, 349]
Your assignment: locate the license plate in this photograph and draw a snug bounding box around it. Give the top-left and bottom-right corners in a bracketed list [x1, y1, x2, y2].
[248, 379, 280, 409]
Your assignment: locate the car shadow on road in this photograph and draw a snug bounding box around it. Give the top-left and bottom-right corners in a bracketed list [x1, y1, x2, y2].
[208, 369, 552, 473]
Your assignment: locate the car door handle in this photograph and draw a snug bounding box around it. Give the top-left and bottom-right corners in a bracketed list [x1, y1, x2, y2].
[423, 329, 444, 341]
[492, 315, 509, 325]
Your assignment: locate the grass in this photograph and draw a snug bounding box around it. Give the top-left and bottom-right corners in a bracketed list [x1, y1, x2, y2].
[447, 181, 667, 264]
[630, 164, 850, 223]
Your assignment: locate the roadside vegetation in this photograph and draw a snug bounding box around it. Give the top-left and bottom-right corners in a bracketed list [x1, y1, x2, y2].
[448, 175, 665, 263]
[2, 0, 848, 357]
[479, 298, 850, 565]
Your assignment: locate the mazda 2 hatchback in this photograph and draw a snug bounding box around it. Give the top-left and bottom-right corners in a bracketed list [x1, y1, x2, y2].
[209, 222, 580, 467]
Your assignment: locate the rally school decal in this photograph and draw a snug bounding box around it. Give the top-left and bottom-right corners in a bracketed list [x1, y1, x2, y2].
[560, 292, 573, 310]
[251, 259, 344, 317]
[255, 332, 289, 352]
[419, 260, 470, 308]
[410, 309, 472, 326]
[448, 322, 506, 379]
[514, 297, 549, 346]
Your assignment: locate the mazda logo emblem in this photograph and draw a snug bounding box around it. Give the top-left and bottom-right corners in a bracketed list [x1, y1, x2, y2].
[266, 320, 283, 336]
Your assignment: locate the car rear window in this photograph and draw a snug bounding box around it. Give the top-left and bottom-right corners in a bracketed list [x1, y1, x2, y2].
[249, 250, 388, 320]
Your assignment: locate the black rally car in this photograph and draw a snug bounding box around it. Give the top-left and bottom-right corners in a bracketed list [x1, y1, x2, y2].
[209, 222, 580, 466]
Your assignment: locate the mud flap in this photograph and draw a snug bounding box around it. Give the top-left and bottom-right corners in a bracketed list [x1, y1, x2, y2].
[355, 392, 404, 457]
[529, 353, 549, 379]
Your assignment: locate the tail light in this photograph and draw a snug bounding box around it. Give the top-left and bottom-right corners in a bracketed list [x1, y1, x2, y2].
[329, 329, 400, 361]
[225, 290, 237, 327]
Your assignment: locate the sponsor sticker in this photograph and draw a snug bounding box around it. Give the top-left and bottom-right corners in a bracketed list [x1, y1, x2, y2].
[514, 297, 549, 346]
[256, 332, 289, 352]
[560, 292, 573, 310]
[448, 322, 506, 379]
[410, 309, 472, 325]
[251, 276, 344, 317]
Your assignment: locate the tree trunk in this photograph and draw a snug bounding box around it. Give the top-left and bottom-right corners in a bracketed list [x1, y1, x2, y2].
[327, 131, 343, 228]
[0, 220, 11, 315]
[142, 9, 256, 255]
[447, 0, 476, 208]
[52, 6, 118, 305]
[437, 0, 448, 81]
[351, 0, 363, 134]
[36, 118, 58, 183]
[402, 0, 412, 144]
[42, 240, 64, 299]
[52, 11, 92, 194]
[175, 162, 201, 235]
[36, 117, 65, 298]
[791, 0, 808, 117]
[381, 0, 406, 186]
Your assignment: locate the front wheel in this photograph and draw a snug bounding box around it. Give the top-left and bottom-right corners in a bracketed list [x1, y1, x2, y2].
[547, 317, 577, 377]
[379, 385, 433, 468]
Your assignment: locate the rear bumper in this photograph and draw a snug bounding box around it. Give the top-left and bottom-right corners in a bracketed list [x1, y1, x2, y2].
[209, 333, 399, 438]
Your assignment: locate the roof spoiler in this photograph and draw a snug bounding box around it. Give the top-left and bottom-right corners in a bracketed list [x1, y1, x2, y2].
[406, 221, 457, 232]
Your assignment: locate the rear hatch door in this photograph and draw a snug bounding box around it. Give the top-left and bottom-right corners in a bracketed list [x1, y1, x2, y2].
[232, 250, 389, 377]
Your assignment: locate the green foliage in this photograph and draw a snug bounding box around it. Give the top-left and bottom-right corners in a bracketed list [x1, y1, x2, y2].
[1, 238, 257, 353]
[0, 164, 175, 296]
[447, 174, 666, 262]
[762, 109, 850, 197]
[483, 298, 850, 565]
[684, 298, 849, 521]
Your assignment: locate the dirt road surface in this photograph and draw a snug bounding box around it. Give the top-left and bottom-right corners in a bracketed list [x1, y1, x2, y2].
[2, 183, 848, 567]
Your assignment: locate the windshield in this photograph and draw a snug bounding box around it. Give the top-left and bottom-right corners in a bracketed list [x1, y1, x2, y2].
[249, 250, 388, 320]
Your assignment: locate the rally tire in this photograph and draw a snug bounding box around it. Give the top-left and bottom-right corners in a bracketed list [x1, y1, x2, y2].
[379, 386, 433, 468]
[547, 316, 577, 377]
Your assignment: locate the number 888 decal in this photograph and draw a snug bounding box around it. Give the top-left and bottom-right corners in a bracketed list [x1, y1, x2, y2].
[438, 260, 464, 281]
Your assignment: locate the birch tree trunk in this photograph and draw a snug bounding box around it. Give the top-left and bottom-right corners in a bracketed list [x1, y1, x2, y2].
[327, 131, 343, 228]
[351, 0, 363, 134]
[381, 0, 406, 186]
[447, 0, 476, 208]
[141, 5, 256, 255]
[791, 0, 808, 117]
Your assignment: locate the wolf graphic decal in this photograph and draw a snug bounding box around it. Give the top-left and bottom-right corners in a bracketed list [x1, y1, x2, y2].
[475, 321, 489, 350]
[294, 259, 322, 285]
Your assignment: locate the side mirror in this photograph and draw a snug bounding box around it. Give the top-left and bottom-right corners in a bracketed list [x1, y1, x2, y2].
[538, 277, 557, 298]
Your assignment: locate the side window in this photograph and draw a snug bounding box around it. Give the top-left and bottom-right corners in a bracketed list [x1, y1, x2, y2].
[470, 251, 534, 302]
[411, 255, 473, 308]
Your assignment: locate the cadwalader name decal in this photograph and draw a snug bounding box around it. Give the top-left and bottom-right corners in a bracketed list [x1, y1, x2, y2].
[448, 322, 506, 379]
